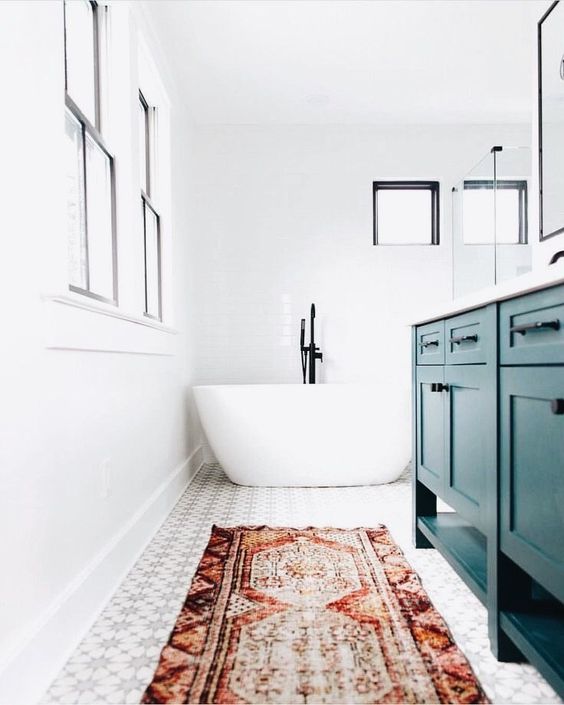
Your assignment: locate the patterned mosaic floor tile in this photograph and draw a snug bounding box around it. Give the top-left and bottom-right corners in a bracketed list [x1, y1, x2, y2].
[43, 464, 562, 705]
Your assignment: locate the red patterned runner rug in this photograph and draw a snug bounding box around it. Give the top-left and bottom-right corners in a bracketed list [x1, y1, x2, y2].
[142, 525, 488, 704]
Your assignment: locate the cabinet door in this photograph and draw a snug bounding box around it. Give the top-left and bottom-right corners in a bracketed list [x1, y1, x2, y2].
[500, 367, 564, 602]
[416, 366, 445, 495]
[444, 365, 494, 532]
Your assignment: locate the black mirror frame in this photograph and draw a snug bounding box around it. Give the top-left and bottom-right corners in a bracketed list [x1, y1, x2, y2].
[538, 1, 564, 241]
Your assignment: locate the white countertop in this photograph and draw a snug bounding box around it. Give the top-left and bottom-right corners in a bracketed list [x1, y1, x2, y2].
[410, 261, 564, 326]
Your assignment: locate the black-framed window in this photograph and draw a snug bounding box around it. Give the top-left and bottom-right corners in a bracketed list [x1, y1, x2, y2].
[139, 90, 162, 321]
[64, 0, 117, 305]
[462, 180, 528, 245]
[373, 181, 439, 245]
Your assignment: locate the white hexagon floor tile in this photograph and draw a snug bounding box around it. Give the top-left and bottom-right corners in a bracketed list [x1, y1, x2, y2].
[42, 464, 562, 705]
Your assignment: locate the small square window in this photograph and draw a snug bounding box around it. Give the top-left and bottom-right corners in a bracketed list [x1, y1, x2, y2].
[462, 180, 528, 245]
[373, 181, 440, 245]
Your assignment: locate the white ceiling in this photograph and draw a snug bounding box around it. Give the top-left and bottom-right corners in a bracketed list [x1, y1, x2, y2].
[143, 0, 547, 125]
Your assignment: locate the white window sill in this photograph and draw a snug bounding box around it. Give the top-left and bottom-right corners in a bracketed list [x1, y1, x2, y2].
[42, 294, 178, 355]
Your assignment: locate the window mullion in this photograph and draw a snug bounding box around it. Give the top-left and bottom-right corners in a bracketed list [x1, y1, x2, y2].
[141, 190, 158, 214]
[156, 212, 162, 321]
[91, 1, 101, 131]
[81, 122, 91, 292]
[145, 106, 151, 198]
[142, 198, 149, 315]
[139, 91, 151, 197]
[63, 1, 68, 92]
[141, 193, 162, 321]
[66, 94, 112, 157]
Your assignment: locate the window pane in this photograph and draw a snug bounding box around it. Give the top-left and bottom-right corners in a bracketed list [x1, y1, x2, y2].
[144, 204, 160, 318]
[496, 189, 521, 244]
[463, 185, 521, 245]
[65, 0, 96, 123]
[65, 109, 87, 289]
[377, 189, 432, 244]
[85, 134, 114, 299]
[463, 188, 495, 244]
[139, 98, 148, 194]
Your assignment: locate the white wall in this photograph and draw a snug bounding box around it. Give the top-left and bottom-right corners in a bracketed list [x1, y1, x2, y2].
[0, 3, 201, 703]
[190, 123, 530, 389]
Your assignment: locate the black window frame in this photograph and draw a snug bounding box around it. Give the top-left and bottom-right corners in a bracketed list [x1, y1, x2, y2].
[139, 90, 163, 322]
[463, 179, 528, 245]
[372, 181, 440, 246]
[64, 0, 118, 306]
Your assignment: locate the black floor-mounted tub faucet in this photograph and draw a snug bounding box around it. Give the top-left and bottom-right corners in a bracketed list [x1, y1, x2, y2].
[300, 303, 323, 383]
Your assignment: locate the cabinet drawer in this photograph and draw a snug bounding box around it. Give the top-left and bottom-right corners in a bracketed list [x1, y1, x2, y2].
[500, 284, 564, 365]
[416, 320, 445, 365]
[445, 306, 494, 365]
[500, 366, 564, 602]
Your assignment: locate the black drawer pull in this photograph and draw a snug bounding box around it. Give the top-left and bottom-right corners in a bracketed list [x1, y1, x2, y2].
[420, 339, 439, 349]
[510, 319, 560, 335]
[430, 383, 449, 393]
[551, 399, 564, 415]
[449, 334, 478, 345]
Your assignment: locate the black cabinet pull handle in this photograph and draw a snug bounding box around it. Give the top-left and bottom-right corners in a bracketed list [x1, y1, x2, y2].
[551, 399, 564, 415]
[421, 339, 439, 348]
[449, 334, 478, 345]
[510, 319, 560, 335]
[430, 383, 449, 392]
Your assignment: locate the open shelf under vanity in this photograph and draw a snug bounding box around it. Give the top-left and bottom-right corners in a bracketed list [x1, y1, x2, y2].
[417, 514, 487, 605]
[500, 605, 564, 696]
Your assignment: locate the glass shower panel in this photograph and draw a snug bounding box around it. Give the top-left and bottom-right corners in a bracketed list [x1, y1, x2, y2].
[452, 146, 531, 299]
[452, 152, 496, 299]
[494, 146, 532, 284]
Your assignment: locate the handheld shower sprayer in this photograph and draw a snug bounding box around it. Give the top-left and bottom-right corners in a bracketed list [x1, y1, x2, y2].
[299, 303, 323, 383]
[300, 319, 307, 384]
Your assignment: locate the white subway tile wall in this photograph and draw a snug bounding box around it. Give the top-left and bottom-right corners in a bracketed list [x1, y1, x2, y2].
[190, 124, 530, 387]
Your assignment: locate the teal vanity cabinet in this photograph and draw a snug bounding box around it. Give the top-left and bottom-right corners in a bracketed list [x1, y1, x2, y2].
[412, 283, 564, 698]
[415, 307, 496, 537]
[497, 287, 564, 694]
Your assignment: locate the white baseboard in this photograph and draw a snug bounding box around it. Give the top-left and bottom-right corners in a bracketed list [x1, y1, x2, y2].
[0, 446, 204, 705]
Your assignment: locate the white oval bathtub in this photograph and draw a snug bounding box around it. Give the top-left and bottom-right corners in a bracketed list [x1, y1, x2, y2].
[193, 384, 410, 487]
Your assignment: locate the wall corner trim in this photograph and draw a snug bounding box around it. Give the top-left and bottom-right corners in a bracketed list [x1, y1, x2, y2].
[0, 446, 204, 705]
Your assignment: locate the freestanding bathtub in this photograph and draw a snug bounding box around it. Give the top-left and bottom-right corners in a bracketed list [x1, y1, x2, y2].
[193, 384, 410, 486]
